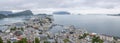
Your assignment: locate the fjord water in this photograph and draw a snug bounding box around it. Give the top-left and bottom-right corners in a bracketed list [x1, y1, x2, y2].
[0, 17, 24, 25]
[0, 15, 120, 36]
[53, 15, 120, 36]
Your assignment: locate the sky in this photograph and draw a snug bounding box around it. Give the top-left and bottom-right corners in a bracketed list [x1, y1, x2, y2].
[0, 0, 120, 14]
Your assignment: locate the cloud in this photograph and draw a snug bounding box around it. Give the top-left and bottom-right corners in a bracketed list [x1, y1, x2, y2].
[0, 0, 120, 14]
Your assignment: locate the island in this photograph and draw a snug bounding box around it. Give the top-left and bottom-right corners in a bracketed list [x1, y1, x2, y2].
[0, 14, 7, 19]
[0, 10, 33, 19]
[0, 11, 12, 15]
[53, 11, 70, 15]
[107, 14, 120, 16]
[8, 10, 33, 17]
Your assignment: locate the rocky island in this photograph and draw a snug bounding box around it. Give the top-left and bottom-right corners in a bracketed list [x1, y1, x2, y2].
[8, 10, 33, 17]
[53, 11, 70, 15]
[107, 14, 120, 16]
[0, 10, 33, 19]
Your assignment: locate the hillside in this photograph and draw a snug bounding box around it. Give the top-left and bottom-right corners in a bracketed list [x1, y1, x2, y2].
[8, 10, 33, 17]
[0, 14, 7, 19]
[53, 11, 70, 15]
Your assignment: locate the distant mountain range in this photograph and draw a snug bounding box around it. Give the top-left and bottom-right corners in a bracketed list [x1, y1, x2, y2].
[107, 14, 120, 16]
[53, 11, 70, 15]
[0, 11, 12, 15]
[0, 14, 7, 18]
[8, 10, 33, 17]
[0, 10, 33, 19]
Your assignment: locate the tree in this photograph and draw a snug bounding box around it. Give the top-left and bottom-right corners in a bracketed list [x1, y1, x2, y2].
[92, 36, 103, 43]
[79, 33, 88, 39]
[7, 40, 11, 43]
[22, 38, 28, 43]
[44, 40, 50, 43]
[17, 38, 28, 43]
[83, 33, 88, 38]
[21, 27, 24, 31]
[10, 27, 17, 31]
[63, 38, 70, 43]
[99, 39, 103, 43]
[0, 37, 3, 43]
[35, 37, 40, 43]
[78, 35, 84, 39]
[46, 17, 52, 23]
[13, 41, 17, 43]
[32, 41, 34, 43]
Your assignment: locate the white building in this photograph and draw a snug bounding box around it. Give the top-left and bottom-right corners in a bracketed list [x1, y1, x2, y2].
[99, 34, 114, 42]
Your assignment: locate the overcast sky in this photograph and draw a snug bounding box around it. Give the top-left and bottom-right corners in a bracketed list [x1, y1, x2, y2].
[1, 0, 120, 14]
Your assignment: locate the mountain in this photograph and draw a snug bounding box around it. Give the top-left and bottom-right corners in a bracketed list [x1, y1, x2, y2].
[36, 13, 47, 16]
[0, 11, 12, 15]
[113, 14, 120, 16]
[53, 11, 70, 15]
[8, 10, 33, 17]
[107, 14, 120, 16]
[0, 14, 7, 19]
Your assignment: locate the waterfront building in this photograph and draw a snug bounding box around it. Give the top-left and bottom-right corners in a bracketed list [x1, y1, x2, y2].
[99, 34, 114, 42]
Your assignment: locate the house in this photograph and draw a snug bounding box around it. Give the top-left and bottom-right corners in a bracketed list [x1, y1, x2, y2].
[47, 39, 56, 43]
[12, 22, 25, 28]
[0, 26, 9, 33]
[99, 34, 114, 41]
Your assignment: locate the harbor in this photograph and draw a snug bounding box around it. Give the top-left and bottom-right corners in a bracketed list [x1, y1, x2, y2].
[0, 15, 120, 43]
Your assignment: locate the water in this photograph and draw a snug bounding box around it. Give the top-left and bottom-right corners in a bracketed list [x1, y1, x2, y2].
[53, 15, 120, 36]
[0, 15, 120, 36]
[0, 17, 25, 25]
